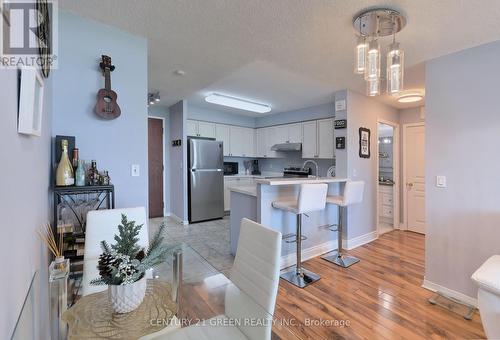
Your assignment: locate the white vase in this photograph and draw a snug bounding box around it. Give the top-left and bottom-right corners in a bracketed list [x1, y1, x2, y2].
[108, 277, 147, 313]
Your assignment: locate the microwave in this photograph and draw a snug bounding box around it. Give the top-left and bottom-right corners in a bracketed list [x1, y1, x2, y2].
[223, 162, 238, 175]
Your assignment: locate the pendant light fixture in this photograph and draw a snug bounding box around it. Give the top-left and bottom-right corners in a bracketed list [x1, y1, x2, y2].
[353, 9, 406, 97]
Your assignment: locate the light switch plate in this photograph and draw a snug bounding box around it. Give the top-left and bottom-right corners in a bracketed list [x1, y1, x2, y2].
[335, 99, 346, 112]
[436, 175, 446, 188]
[131, 164, 140, 177]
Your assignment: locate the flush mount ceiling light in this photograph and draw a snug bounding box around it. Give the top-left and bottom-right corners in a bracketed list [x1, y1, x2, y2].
[397, 92, 424, 103]
[205, 93, 271, 113]
[148, 92, 160, 106]
[353, 8, 407, 97]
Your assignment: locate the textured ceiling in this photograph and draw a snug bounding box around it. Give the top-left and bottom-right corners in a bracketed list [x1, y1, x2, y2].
[60, 0, 500, 114]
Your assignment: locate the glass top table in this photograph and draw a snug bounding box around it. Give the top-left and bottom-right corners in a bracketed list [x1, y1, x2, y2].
[62, 242, 298, 339]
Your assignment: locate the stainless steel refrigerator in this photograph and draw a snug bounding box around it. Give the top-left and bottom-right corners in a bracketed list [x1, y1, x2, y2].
[188, 138, 224, 223]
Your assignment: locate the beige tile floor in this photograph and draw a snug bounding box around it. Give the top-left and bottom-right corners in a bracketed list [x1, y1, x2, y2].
[148, 216, 234, 277]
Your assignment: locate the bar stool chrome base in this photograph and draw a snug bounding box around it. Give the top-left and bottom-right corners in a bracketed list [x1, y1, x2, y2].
[280, 268, 320, 288]
[321, 253, 360, 268]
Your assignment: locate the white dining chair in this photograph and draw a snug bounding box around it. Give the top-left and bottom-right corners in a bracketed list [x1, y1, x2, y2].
[81, 207, 149, 296]
[142, 218, 282, 340]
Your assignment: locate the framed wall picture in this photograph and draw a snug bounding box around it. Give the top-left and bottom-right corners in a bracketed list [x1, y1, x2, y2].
[359, 127, 371, 158]
[18, 68, 44, 136]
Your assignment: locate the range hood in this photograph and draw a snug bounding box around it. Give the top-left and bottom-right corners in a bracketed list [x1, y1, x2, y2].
[271, 142, 302, 151]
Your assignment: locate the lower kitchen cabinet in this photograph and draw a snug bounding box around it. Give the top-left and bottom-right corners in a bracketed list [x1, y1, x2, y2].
[224, 177, 255, 211]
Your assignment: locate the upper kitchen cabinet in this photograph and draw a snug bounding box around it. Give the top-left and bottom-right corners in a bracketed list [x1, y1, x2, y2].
[274, 123, 303, 144]
[255, 127, 278, 158]
[187, 119, 216, 138]
[302, 121, 318, 158]
[302, 119, 334, 159]
[215, 124, 231, 156]
[229, 126, 255, 157]
[317, 118, 334, 159]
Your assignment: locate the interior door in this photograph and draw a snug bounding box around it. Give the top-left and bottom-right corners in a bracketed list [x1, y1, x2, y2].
[405, 124, 426, 233]
[148, 118, 164, 218]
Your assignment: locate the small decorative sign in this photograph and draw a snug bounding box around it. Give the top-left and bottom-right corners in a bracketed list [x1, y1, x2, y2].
[336, 137, 345, 149]
[171, 139, 182, 147]
[334, 119, 347, 129]
[359, 127, 371, 158]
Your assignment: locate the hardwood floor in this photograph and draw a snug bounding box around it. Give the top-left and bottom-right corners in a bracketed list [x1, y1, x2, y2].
[272, 230, 486, 339]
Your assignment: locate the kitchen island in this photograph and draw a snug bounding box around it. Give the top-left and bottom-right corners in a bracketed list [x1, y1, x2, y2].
[230, 177, 349, 268]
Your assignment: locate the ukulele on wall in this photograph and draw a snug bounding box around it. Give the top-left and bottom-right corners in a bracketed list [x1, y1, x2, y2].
[94, 55, 121, 119]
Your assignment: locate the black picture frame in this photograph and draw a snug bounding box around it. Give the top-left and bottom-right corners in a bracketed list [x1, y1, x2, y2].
[359, 127, 370, 158]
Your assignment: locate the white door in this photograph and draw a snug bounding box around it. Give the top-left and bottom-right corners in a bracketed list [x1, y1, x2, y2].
[187, 120, 198, 137]
[405, 124, 426, 234]
[302, 121, 318, 158]
[288, 123, 303, 143]
[317, 118, 334, 159]
[198, 121, 216, 138]
[216, 124, 231, 156]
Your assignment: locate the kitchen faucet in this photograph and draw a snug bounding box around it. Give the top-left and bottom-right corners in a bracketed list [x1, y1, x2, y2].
[302, 160, 319, 178]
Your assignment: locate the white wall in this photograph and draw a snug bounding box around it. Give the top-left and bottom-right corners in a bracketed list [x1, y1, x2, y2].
[425, 40, 500, 298]
[169, 101, 188, 222]
[0, 69, 52, 339]
[346, 90, 399, 239]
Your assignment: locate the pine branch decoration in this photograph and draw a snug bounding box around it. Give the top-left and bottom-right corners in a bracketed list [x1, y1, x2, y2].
[111, 214, 142, 257]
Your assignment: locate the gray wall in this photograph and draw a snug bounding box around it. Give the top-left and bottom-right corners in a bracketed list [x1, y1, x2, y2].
[346, 90, 398, 239]
[425, 40, 500, 298]
[255, 102, 334, 128]
[148, 106, 171, 214]
[53, 10, 148, 209]
[0, 70, 52, 338]
[169, 101, 188, 222]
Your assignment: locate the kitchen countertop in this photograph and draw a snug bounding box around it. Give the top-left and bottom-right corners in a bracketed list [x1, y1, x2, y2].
[256, 177, 349, 186]
[229, 186, 257, 197]
[224, 172, 282, 179]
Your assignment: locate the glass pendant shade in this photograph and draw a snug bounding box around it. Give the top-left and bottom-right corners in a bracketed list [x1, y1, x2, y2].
[387, 42, 404, 95]
[367, 78, 380, 96]
[354, 36, 368, 74]
[364, 39, 380, 81]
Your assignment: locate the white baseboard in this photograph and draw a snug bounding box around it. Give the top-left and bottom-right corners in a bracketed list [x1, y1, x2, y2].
[422, 279, 478, 307]
[169, 213, 189, 225]
[344, 231, 378, 250]
[280, 239, 337, 270]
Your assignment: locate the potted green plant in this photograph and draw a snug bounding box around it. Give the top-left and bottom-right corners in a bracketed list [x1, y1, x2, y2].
[90, 214, 168, 313]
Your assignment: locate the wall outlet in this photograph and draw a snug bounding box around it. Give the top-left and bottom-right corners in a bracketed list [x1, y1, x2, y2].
[436, 175, 446, 188]
[131, 164, 140, 177]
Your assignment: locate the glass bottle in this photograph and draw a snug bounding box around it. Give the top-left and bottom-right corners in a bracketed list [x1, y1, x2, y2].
[75, 160, 85, 186]
[72, 148, 79, 171]
[89, 160, 98, 186]
[56, 139, 74, 186]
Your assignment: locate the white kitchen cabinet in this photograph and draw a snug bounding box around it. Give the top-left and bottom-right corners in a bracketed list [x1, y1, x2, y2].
[302, 121, 318, 158]
[198, 121, 216, 138]
[378, 184, 394, 223]
[228, 126, 254, 157]
[302, 119, 334, 159]
[274, 125, 289, 144]
[187, 120, 216, 138]
[216, 124, 231, 156]
[255, 127, 278, 158]
[317, 118, 334, 159]
[187, 120, 198, 137]
[288, 123, 303, 143]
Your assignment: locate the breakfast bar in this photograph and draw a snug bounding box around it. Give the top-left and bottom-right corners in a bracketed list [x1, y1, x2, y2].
[230, 177, 349, 267]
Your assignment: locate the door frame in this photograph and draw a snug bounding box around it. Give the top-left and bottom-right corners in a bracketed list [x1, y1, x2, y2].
[148, 116, 167, 217]
[402, 122, 425, 230]
[376, 119, 400, 234]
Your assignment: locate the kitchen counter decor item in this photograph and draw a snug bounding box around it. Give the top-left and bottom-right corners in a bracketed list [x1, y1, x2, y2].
[56, 139, 75, 186]
[90, 215, 169, 313]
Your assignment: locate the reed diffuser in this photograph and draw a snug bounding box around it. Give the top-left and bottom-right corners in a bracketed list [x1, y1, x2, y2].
[39, 223, 67, 271]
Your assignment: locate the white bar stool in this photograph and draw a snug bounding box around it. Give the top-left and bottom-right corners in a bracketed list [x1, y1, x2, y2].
[321, 181, 365, 268]
[272, 183, 328, 288]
